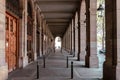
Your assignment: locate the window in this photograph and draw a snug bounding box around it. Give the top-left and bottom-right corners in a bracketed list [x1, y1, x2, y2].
[6, 17, 9, 30]
[10, 19, 13, 32]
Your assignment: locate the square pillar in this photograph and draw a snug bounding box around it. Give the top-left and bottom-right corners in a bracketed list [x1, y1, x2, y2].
[103, 0, 116, 80]
[33, 10, 37, 60]
[116, 0, 120, 79]
[80, 23, 86, 61]
[85, 0, 99, 68]
[80, 1, 86, 61]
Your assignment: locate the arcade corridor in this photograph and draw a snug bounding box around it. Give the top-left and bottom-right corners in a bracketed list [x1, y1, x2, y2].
[0, 0, 120, 80]
[8, 49, 103, 80]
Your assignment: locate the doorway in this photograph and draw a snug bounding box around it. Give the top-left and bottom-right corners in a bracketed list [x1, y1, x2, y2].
[5, 12, 18, 72]
[55, 37, 61, 52]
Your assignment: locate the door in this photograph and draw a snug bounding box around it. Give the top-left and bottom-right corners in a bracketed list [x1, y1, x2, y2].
[5, 13, 18, 72]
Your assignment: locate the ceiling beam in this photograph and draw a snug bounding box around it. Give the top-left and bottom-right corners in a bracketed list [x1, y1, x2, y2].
[41, 11, 73, 14]
[36, 1, 79, 5]
[48, 23, 68, 26]
[48, 22, 68, 24]
[46, 18, 69, 21]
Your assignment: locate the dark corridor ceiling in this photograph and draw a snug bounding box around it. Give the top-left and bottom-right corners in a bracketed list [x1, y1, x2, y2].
[36, 0, 80, 38]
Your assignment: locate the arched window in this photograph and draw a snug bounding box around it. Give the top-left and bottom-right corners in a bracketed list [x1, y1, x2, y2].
[6, 0, 20, 16]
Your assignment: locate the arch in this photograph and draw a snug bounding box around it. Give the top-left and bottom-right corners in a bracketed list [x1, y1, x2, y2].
[27, 0, 35, 63]
[6, 0, 21, 17]
[27, 0, 35, 19]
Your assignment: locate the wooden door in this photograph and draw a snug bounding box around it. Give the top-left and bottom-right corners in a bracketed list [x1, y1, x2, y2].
[5, 13, 18, 72]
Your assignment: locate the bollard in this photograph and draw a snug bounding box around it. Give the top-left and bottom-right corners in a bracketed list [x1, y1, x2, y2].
[37, 61, 39, 79]
[66, 56, 68, 68]
[71, 61, 73, 79]
[43, 55, 46, 68]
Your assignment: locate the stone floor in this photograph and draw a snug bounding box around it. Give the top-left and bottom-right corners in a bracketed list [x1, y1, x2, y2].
[8, 49, 104, 80]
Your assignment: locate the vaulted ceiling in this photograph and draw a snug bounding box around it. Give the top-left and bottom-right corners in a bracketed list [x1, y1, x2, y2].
[35, 0, 80, 37]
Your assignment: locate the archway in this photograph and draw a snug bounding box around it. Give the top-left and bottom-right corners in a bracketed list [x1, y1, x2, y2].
[5, 0, 20, 72]
[55, 36, 62, 51]
[27, 0, 34, 63]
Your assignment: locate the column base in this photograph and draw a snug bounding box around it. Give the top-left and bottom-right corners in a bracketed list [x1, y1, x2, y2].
[0, 64, 8, 80]
[85, 54, 90, 67]
[77, 52, 80, 61]
[103, 61, 116, 80]
[80, 51, 86, 61]
[85, 54, 99, 68]
[23, 56, 28, 67]
[74, 51, 78, 57]
[34, 52, 37, 61]
[90, 55, 99, 68]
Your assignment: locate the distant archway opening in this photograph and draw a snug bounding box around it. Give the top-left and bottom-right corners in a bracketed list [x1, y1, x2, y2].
[55, 37, 61, 49]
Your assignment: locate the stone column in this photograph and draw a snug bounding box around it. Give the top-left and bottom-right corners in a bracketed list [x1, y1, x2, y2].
[0, 0, 8, 80]
[80, 22, 86, 61]
[116, 1, 120, 79]
[22, 0, 28, 67]
[103, 0, 117, 80]
[73, 18, 75, 56]
[80, 0, 86, 61]
[75, 13, 78, 57]
[69, 27, 71, 52]
[39, 16, 42, 57]
[41, 18, 44, 55]
[19, 1, 24, 68]
[70, 23, 72, 54]
[72, 20, 74, 53]
[85, 0, 98, 68]
[77, 9, 80, 61]
[33, 9, 37, 60]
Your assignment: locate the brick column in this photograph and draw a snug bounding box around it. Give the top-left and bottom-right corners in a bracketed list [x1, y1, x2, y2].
[0, 0, 8, 80]
[85, 0, 98, 68]
[80, 0, 86, 61]
[103, 0, 117, 80]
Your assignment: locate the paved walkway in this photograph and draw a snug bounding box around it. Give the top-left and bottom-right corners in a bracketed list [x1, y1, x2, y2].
[8, 49, 103, 80]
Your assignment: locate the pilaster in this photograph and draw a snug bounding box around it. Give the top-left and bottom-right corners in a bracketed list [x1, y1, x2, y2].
[0, 0, 8, 80]
[116, 1, 120, 79]
[23, 0, 28, 67]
